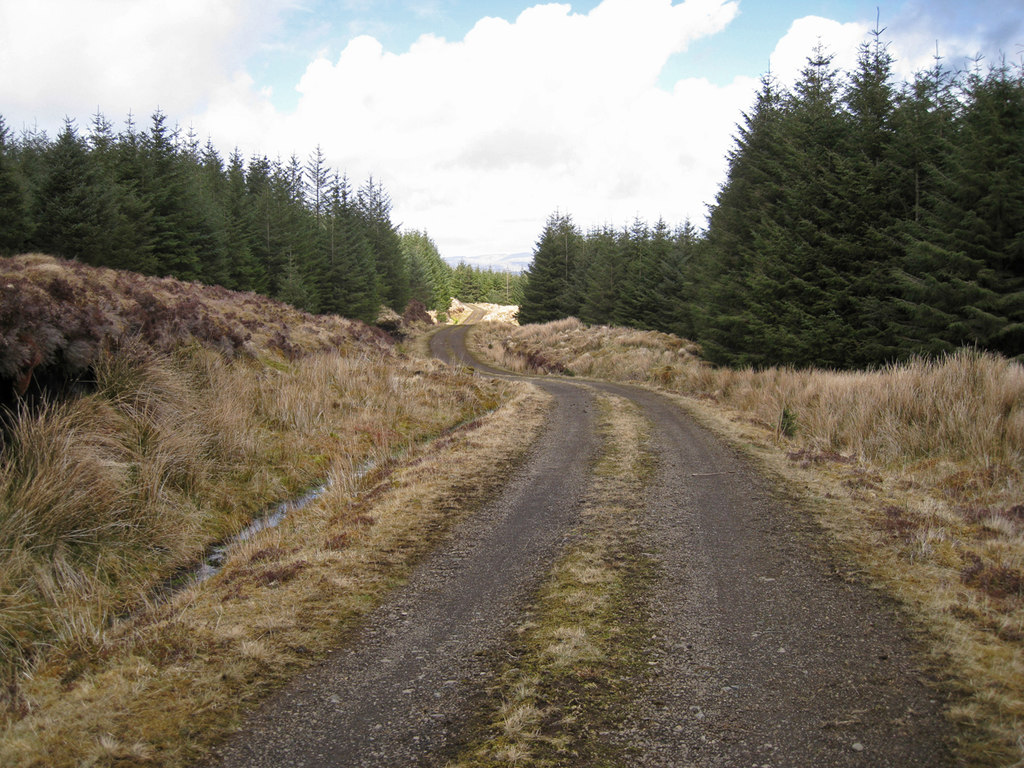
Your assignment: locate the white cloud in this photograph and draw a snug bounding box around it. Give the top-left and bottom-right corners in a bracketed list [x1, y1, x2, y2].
[0, 0, 289, 130]
[200, 0, 748, 260]
[768, 15, 870, 90]
[0, 0, 759, 262]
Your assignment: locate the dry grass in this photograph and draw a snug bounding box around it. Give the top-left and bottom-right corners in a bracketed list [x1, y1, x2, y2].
[0, 254, 541, 766]
[472, 318, 1024, 766]
[0, 368, 543, 768]
[450, 393, 654, 767]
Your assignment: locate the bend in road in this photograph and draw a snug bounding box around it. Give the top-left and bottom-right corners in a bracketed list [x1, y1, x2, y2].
[215, 318, 955, 767]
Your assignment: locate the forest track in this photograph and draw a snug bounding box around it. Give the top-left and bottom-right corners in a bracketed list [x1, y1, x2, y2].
[214, 319, 956, 767]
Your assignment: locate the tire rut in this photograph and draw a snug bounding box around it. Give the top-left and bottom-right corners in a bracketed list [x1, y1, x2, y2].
[592, 384, 957, 767]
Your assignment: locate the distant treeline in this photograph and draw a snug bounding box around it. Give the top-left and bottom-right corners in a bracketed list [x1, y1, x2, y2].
[519, 34, 1024, 368]
[0, 111, 524, 323]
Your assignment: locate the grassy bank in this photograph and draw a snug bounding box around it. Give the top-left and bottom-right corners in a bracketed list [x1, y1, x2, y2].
[471, 317, 1024, 766]
[0, 255, 540, 766]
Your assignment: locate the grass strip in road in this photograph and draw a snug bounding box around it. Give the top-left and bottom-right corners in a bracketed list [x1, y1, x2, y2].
[449, 393, 655, 768]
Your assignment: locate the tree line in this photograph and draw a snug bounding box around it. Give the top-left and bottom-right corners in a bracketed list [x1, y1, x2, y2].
[0, 111, 523, 324]
[520, 32, 1024, 368]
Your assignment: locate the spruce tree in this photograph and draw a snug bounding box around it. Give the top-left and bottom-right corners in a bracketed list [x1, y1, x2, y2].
[0, 116, 30, 255]
[745, 44, 850, 368]
[612, 217, 653, 327]
[699, 72, 788, 365]
[518, 212, 583, 324]
[400, 229, 452, 311]
[223, 149, 266, 292]
[32, 119, 119, 265]
[358, 176, 409, 312]
[578, 226, 620, 326]
[837, 26, 903, 365]
[948, 61, 1024, 358]
[137, 111, 205, 279]
[319, 174, 379, 323]
[889, 55, 962, 356]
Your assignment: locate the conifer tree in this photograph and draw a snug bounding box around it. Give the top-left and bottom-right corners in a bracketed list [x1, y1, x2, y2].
[400, 230, 452, 311]
[645, 219, 694, 337]
[699, 72, 787, 365]
[518, 212, 583, 324]
[32, 119, 119, 265]
[942, 61, 1024, 358]
[578, 226, 621, 326]
[741, 44, 851, 367]
[319, 173, 379, 323]
[0, 116, 30, 255]
[612, 217, 653, 327]
[223, 149, 266, 292]
[137, 111, 206, 279]
[358, 176, 409, 312]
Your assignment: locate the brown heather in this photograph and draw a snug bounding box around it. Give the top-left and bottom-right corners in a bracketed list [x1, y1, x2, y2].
[472, 317, 1024, 766]
[0, 255, 519, 766]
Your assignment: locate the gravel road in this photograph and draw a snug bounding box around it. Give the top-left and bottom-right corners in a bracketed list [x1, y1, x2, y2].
[214, 338, 598, 766]
[212, 313, 956, 767]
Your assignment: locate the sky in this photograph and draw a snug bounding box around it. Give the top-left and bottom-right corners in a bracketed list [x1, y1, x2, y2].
[1, 1, 1022, 269]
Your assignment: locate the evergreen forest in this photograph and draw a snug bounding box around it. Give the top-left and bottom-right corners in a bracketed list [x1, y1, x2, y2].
[0, 111, 523, 324]
[519, 35, 1024, 369]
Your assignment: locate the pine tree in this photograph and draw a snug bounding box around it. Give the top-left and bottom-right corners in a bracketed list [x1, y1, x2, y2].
[319, 173, 379, 323]
[357, 176, 408, 312]
[578, 226, 621, 326]
[518, 212, 583, 324]
[0, 116, 30, 255]
[32, 119, 118, 264]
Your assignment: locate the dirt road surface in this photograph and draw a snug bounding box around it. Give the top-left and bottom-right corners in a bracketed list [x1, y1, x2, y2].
[213, 311, 956, 767]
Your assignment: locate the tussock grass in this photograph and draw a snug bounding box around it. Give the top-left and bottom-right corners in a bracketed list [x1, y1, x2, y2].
[0, 381, 545, 768]
[1, 345, 489, 693]
[451, 394, 654, 767]
[0, 254, 534, 766]
[472, 319, 1024, 766]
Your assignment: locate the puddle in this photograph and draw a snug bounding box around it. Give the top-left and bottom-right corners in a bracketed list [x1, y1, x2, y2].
[163, 459, 381, 594]
[190, 484, 329, 584]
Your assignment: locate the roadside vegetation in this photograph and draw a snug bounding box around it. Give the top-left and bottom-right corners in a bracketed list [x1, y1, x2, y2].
[452, 394, 654, 767]
[0, 254, 540, 767]
[471, 317, 1024, 766]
